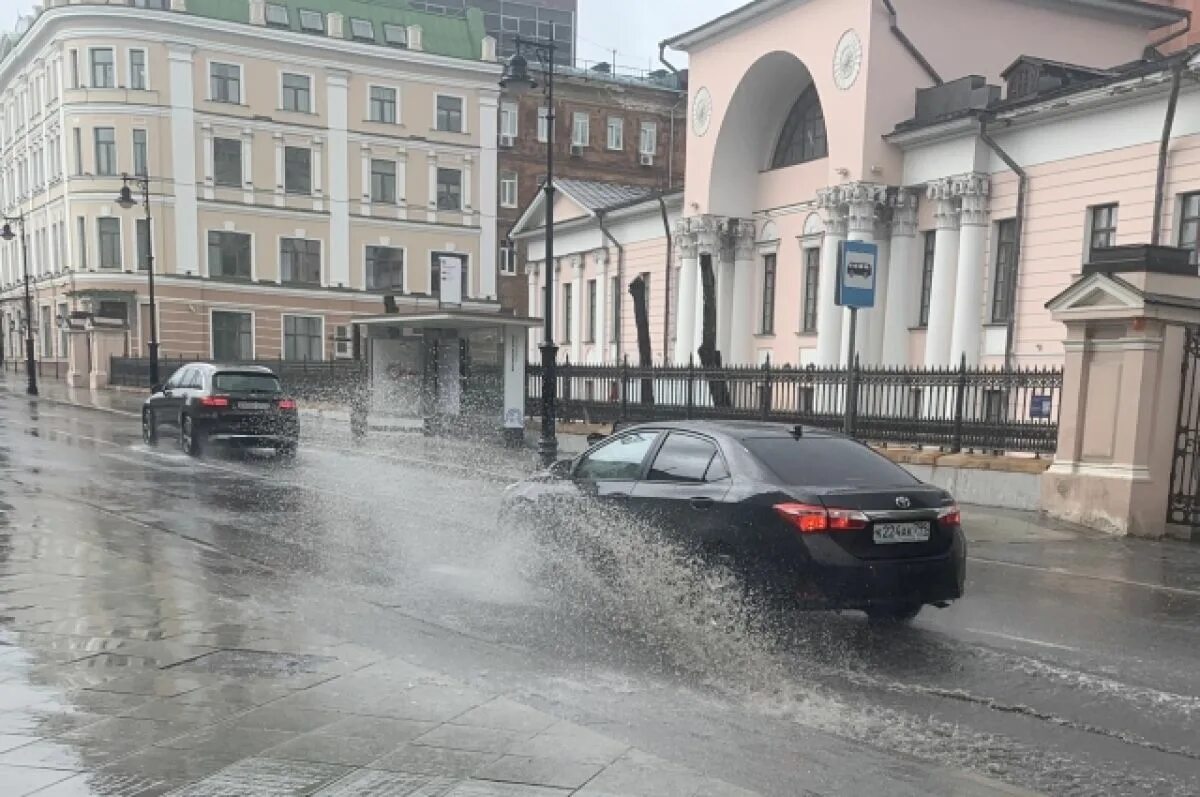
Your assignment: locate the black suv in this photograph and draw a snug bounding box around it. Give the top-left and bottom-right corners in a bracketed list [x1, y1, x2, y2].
[142, 364, 299, 459]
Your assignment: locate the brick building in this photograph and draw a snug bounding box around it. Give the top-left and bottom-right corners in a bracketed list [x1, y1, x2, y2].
[496, 65, 686, 314]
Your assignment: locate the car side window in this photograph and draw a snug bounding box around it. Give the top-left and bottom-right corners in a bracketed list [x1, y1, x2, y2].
[647, 433, 725, 483]
[574, 431, 658, 482]
[166, 367, 189, 389]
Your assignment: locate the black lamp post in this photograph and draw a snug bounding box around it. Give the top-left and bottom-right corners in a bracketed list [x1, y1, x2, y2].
[1, 214, 38, 396]
[502, 37, 559, 467]
[116, 174, 159, 387]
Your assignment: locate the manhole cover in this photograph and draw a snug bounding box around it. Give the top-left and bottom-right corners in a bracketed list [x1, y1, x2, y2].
[166, 649, 335, 678]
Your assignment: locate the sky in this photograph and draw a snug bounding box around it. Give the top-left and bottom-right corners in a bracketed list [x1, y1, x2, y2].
[9, 0, 747, 68]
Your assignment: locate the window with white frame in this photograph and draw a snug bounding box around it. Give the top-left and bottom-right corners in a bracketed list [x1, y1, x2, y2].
[607, 116, 623, 150]
[94, 127, 116, 176]
[500, 102, 518, 140]
[1088, 203, 1118, 261]
[69, 49, 79, 89]
[265, 2, 289, 26]
[90, 48, 114, 89]
[537, 106, 549, 143]
[213, 137, 242, 187]
[436, 95, 464, 132]
[207, 231, 251, 279]
[97, 218, 121, 269]
[437, 167, 462, 211]
[210, 62, 241, 103]
[349, 18, 375, 42]
[383, 23, 408, 48]
[280, 237, 321, 284]
[369, 86, 397, 123]
[284, 315, 323, 361]
[334, 325, 352, 358]
[572, 112, 589, 147]
[1179, 192, 1200, 265]
[212, 310, 252, 361]
[499, 242, 517, 276]
[370, 159, 396, 203]
[639, 121, 657, 155]
[298, 9, 325, 33]
[281, 73, 312, 113]
[136, 218, 150, 271]
[132, 129, 148, 177]
[500, 171, 518, 208]
[284, 146, 312, 194]
[366, 245, 404, 291]
[128, 49, 147, 90]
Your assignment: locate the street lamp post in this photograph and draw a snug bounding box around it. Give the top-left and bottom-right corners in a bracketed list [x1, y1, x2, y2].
[1, 214, 38, 396]
[116, 174, 159, 387]
[502, 37, 559, 468]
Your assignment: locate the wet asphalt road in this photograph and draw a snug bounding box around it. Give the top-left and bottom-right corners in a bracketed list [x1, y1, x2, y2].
[2, 386, 1199, 796]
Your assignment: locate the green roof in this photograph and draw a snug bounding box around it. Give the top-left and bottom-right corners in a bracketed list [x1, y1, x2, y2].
[187, 0, 486, 61]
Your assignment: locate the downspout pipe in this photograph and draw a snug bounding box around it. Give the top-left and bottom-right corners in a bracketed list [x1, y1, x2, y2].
[978, 115, 1026, 368]
[657, 195, 673, 359]
[658, 42, 682, 85]
[880, 0, 942, 86]
[597, 209, 625, 363]
[1149, 11, 1192, 55]
[1152, 60, 1186, 247]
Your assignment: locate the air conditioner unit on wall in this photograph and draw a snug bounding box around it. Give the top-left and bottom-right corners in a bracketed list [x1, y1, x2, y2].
[570, 144, 584, 157]
[640, 153, 654, 167]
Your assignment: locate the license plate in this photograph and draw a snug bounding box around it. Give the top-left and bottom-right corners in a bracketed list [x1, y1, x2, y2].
[873, 521, 931, 544]
[238, 401, 270, 411]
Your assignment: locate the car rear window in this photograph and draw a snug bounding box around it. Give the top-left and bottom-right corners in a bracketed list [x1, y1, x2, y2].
[743, 437, 918, 487]
[213, 373, 281, 393]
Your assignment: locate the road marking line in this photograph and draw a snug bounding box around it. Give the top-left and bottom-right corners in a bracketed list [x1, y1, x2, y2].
[963, 628, 1081, 652]
[968, 555, 1200, 598]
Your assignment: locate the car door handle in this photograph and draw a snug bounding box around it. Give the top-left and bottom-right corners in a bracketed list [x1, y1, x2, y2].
[690, 497, 715, 511]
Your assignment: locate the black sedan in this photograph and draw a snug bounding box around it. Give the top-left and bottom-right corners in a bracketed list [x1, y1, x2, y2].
[142, 363, 299, 459]
[503, 420, 965, 622]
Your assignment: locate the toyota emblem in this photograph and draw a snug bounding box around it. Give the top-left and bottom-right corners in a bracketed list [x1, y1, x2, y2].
[895, 496, 912, 509]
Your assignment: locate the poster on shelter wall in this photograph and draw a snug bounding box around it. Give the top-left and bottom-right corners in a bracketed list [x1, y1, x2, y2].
[440, 256, 463, 306]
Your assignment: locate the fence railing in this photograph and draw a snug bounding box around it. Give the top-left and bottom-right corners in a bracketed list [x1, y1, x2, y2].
[110, 356, 367, 403]
[527, 357, 1064, 455]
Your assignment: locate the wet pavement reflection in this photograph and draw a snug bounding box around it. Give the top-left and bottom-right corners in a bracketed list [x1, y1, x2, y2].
[1, 382, 1199, 796]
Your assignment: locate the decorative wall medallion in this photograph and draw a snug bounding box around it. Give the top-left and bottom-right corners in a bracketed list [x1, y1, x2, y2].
[692, 86, 713, 136]
[833, 29, 863, 90]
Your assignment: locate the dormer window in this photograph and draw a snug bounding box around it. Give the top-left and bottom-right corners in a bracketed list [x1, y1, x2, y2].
[265, 3, 289, 27]
[350, 18, 375, 41]
[383, 23, 408, 48]
[298, 9, 325, 33]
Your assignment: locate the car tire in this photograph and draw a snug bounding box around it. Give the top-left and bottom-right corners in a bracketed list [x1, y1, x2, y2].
[276, 443, 297, 463]
[142, 409, 157, 446]
[180, 415, 203, 458]
[865, 602, 923, 624]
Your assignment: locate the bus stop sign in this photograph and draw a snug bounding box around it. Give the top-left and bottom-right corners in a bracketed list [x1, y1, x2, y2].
[836, 240, 878, 309]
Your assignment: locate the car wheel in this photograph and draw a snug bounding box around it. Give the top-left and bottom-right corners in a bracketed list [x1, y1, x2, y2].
[276, 443, 297, 463]
[142, 409, 157, 446]
[865, 602, 923, 624]
[180, 415, 203, 458]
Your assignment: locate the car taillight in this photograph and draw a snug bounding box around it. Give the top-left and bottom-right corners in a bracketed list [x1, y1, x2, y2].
[277, 398, 297, 411]
[199, 396, 230, 408]
[774, 503, 868, 534]
[938, 504, 962, 527]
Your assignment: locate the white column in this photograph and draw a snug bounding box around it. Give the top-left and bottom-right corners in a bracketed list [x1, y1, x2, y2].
[728, 225, 756, 365]
[526, 262, 540, 356]
[360, 144, 372, 213]
[814, 187, 848, 366]
[273, 133, 285, 207]
[396, 149, 408, 221]
[200, 123, 214, 199]
[923, 178, 961, 367]
[595, 249, 609, 362]
[167, 43, 198, 276]
[478, 91, 499, 300]
[427, 152, 439, 224]
[570, 254, 584, 364]
[240, 128, 254, 205]
[327, 70, 349, 289]
[843, 183, 882, 365]
[865, 229, 890, 365]
[673, 222, 699, 365]
[881, 188, 918, 366]
[312, 135, 325, 200]
[949, 174, 990, 366]
[462, 154, 474, 226]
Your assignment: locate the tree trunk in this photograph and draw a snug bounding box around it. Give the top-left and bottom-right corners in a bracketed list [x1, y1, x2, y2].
[697, 253, 731, 408]
[629, 276, 655, 405]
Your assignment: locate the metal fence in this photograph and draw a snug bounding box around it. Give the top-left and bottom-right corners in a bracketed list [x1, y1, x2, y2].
[527, 357, 1064, 455]
[110, 357, 367, 403]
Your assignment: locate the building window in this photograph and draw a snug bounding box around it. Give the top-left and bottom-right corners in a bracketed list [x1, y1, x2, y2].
[1180, 193, 1200, 265]
[760, 253, 776, 334]
[436, 95, 464, 132]
[572, 112, 589, 147]
[500, 171, 518, 208]
[334, 325, 352, 358]
[500, 102, 518, 139]
[131, 0, 169, 8]
[94, 127, 116, 175]
[639, 121, 657, 155]
[212, 310, 252, 361]
[132, 129, 148, 177]
[607, 117, 623, 150]
[562, 283, 573, 343]
[991, 219, 1018, 323]
[90, 48, 114, 88]
[366, 245, 404, 291]
[210, 62, 241, 104]
[802, 248, 819, 333]
[298, 9, 326, 33]
[280, 237, 321, 284]
[586, 278, 597, 342]
[128, 49, 146, 90]
[369, 86, 397, 123]
[1088, 203, 1118, 260]
[97, 218, 121, 269]
[349, 18, 375, 41]
[284, 146, 312, 194]
[771, 85, 827, 168]
[136, 218, 150, 271]
[40, 306, 52, 358]
[58, 301, 68, 357]
[918, 231, 936, 327]
[265, 2, 289, 26]
[499, 242, 516, 276]
[207, 231, 251, 279]
[76, 216, 87, 270]
[213, 137, 242, 187]
[69, 49, 79, 89]
[281, 73, 312, 113]
[370, 159, 396, 203]
[383, 23, 408, 48]
[284, 315, 323, 361]
[537, 106, 549, 143]
[437, 167, 462, 211]
[72, 127, 82, 175]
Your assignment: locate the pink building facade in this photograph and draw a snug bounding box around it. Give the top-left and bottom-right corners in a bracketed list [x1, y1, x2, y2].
[517, 0, 1200, 369]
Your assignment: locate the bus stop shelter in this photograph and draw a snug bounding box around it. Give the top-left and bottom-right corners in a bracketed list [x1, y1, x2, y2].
[350, 311, 538, 444]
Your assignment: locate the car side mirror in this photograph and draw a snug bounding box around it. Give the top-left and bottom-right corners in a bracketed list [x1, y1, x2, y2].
[151, 383, 163, 394]
[548, 459, 573, 479]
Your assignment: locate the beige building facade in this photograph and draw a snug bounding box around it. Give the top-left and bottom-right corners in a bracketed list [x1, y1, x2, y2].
[0, 0, 501, 366]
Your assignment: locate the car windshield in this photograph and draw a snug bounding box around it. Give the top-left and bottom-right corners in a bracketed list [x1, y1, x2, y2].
[744, 436, 918, 487]
[213, 373, 281, 393]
